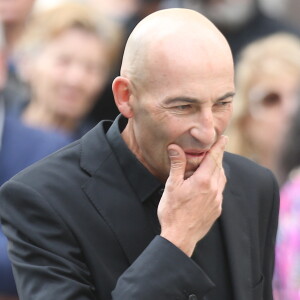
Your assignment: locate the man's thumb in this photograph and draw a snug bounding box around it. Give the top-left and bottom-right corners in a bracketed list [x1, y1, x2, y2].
[167, 144, 186, 181]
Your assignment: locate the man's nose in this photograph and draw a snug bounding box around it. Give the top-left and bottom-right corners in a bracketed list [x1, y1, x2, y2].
[190, 110, 216, 146]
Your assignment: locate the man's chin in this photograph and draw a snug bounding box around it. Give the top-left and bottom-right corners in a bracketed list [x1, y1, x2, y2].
[184, 168, 198, 179]
[184, 171, 193, 179]
[184, 157, 204, 178]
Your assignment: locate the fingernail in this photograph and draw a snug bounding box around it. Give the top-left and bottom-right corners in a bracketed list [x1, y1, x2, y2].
[168, 149, 179, 156]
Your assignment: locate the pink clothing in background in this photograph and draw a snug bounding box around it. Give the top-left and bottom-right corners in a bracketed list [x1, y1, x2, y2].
[274, 173, 300, 300]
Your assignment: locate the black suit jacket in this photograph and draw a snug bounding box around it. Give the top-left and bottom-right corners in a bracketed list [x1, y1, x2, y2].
[0, 120, 279, 300]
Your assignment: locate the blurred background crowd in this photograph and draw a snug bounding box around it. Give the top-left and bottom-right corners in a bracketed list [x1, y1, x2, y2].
[0, 0, 300, 299]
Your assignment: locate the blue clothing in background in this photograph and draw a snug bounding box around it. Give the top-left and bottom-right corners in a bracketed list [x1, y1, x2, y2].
[0, 110, 71, 296]
[0, 111, 71, 185]
[0, 226, 17, 295]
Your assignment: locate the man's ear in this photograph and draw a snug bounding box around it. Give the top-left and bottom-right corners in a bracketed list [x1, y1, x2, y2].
[112, 76, 134, 118]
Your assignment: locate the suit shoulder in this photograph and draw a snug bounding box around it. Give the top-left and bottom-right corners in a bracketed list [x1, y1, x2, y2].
[224, 151, 268, 171]
[224, 152, 279, 219]
[224, 151, 276, 184]
[7, 140, 82, 187]
[3, 121, 110, 192]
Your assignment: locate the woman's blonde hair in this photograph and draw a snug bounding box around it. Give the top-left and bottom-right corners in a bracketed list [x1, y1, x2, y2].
[226, 32, 300, 159]
[15, 1, 123, 73]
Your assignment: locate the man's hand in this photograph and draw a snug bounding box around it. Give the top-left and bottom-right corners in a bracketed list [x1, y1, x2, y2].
[158, 136, 228, 257]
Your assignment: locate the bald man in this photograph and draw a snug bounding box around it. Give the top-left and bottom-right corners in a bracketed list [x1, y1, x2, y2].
[0, 8, 279, 300]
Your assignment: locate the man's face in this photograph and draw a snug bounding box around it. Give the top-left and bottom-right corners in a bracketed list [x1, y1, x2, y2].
[126, 43, 235, 181]
[28, 28, 108, 121]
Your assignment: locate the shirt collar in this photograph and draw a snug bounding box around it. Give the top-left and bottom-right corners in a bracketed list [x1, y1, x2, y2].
[106, 114, 162, 203]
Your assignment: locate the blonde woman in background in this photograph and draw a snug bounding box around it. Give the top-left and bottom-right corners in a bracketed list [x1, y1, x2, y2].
[226, 33, 300, 184]
[13, 1, 122, 140]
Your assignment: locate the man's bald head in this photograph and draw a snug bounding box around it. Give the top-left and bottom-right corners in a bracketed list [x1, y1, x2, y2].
[112, 8, 235, 182]
[120, 8, 233, 90]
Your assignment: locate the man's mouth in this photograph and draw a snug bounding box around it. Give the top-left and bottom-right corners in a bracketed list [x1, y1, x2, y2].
[184, 151, 207, 158]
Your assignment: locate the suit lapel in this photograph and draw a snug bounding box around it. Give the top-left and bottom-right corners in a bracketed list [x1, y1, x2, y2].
[80, 122, 156, 264]
[221, 161, 252, 300]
